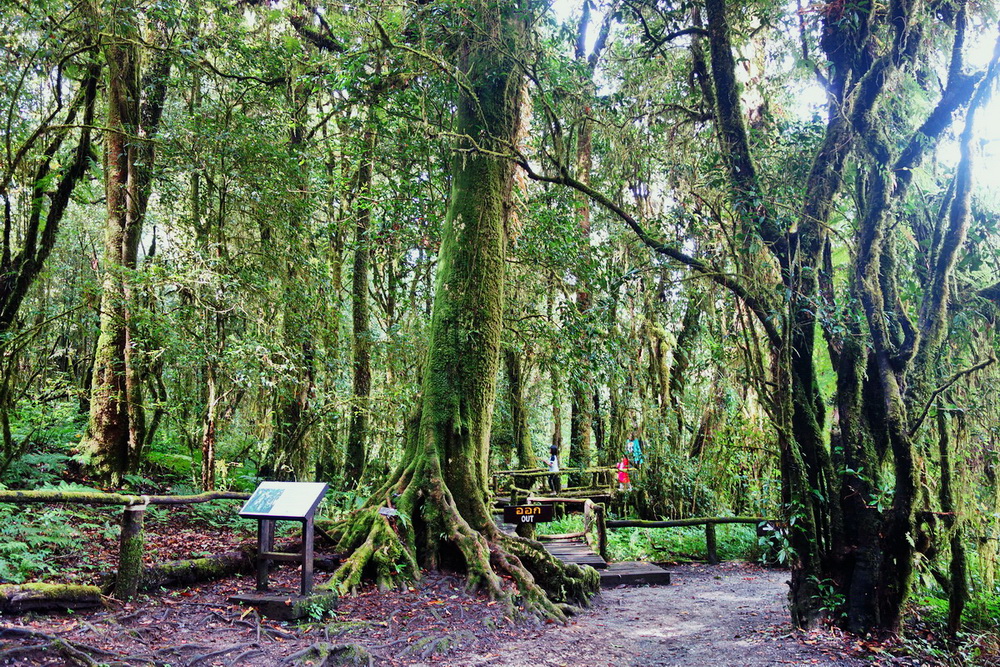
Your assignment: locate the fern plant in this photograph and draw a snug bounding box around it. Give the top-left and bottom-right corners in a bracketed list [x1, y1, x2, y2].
[0, 502, 93, 583]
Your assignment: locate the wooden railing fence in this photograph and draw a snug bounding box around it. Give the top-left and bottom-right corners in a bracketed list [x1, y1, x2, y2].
[606, 517, 776, 564]
[0, 490, 250, 599]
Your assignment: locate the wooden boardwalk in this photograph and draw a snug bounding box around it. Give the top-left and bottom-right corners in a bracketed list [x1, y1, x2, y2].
[539, 537, 671, 588]
[542, 537, 608, 570]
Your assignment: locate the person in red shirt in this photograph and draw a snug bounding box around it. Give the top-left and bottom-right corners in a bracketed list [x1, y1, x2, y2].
[617, 455, 632, 491]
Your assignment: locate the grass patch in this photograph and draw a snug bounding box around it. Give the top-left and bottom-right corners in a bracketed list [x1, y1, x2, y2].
[537, 514, 759, 563]
[608, 524, 759, 563]
[537, 514, 583, 536]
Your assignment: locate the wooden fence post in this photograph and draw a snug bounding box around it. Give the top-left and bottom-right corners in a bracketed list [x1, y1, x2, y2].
[595, 503, 608, 562]
[705, 522, 719, 564]
[115, 503, 147, 599]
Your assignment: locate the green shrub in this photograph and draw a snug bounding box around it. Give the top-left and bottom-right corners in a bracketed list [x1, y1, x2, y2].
[0, 399, 85, 489]
[0, 502, 95, 583]
[606, 524, 758, 563]
[538, 515, 759, 563]
[537, 514, 583, 536]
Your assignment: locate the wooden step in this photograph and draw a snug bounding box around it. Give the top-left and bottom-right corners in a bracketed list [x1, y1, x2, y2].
[599, 561, 672, 588]
[540, 538, 608, 569]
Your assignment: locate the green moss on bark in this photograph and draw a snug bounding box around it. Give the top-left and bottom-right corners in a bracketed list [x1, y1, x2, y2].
[0, 583, 104, 614]
[322, 0, 600, 621]
[114, 507, 145, 600]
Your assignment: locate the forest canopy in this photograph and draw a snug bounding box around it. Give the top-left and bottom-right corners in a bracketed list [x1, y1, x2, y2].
[2, 0, 1000, 637]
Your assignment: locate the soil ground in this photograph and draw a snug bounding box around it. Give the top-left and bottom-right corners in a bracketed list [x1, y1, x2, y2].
[3, 560, 894, 666]
[459, 562, 870, 667]
[0, 506, 963, 665]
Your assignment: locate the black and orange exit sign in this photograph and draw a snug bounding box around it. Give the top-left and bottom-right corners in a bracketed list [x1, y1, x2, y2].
[502, 504, 554, 524]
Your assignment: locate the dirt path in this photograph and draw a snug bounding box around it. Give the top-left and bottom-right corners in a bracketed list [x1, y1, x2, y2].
[447, 562, 866, 667]
[3, 562, 875, 666]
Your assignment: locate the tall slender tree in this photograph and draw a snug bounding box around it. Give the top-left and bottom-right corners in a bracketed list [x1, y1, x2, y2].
[81, 3, 172, 485]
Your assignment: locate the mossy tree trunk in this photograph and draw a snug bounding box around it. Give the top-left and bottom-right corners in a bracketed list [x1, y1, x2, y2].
[115, 505, 145, 599]
[566, 2, 612, 484]
[267, 75, 316, 480]
[82, 8, 171, 486]
[326, 0, 598, 619]
[547, 282, 564, 466]
[345, 117, 380, 486]
[668, 290, 704, 451]
[505, 346, 536, 471]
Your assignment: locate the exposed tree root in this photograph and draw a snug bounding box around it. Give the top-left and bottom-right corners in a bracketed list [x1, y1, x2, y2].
[322, 442, 600, 622]
[0, 626, 159, 666]
[282, 642, 373, 666]
[185, 643, 259, 666]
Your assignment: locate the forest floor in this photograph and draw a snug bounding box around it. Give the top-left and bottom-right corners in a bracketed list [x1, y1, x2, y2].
[0, 509, 972, 666]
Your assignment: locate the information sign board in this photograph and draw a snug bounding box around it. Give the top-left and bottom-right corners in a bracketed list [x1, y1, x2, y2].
[502, 504, 554, 524]
[239, 481, 329, 520]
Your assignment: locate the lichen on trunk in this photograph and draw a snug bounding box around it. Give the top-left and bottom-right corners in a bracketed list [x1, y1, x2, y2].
[80, 6, 172, 485]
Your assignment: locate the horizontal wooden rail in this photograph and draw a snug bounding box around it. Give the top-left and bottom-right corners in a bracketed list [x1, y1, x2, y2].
[493, 466, 617, 479]
[605, 516, 777, 565]
[0, 490, 251, 506]
[508, 488, 612, 500]
[606, 516, 773, 528]
[526, 496, 588, 504]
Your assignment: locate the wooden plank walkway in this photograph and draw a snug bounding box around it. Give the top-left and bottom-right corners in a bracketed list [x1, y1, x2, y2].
[599, 561, 672, 587]
[495, 515, 671, 588]
[539, 537, 671, 588]
[541, 537, 607, 570]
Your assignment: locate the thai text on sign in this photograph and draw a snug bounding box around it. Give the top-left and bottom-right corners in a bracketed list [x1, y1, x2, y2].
[503, 504, 554, 524]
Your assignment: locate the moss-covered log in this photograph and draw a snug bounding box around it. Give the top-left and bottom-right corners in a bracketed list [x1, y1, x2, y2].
[0, 584, 104, 614]
[103, 547, 257, 593]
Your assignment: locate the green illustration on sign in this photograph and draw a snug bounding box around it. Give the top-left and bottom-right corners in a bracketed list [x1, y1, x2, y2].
[241, 487, 284, 515]
[239, 481, 329, 520]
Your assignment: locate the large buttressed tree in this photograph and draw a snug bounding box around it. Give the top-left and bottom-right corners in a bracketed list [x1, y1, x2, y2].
[324, 0, 598, 616]
[518, 0, 1000, 634]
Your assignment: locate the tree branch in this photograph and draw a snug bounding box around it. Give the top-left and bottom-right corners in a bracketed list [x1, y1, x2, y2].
[908, 357, 997, 438]
[289, 14, 346, 53]
[515, 159, 782, 347]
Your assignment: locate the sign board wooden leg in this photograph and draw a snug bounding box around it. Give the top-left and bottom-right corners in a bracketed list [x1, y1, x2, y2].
[257, 519, 275, 591]
[302, 518, 315, 596]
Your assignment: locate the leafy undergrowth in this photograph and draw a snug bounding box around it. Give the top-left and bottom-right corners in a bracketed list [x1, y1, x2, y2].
[896, 595, 1000, 666]
[0, 500, 256, 585]
[538, 514, 760, 563]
